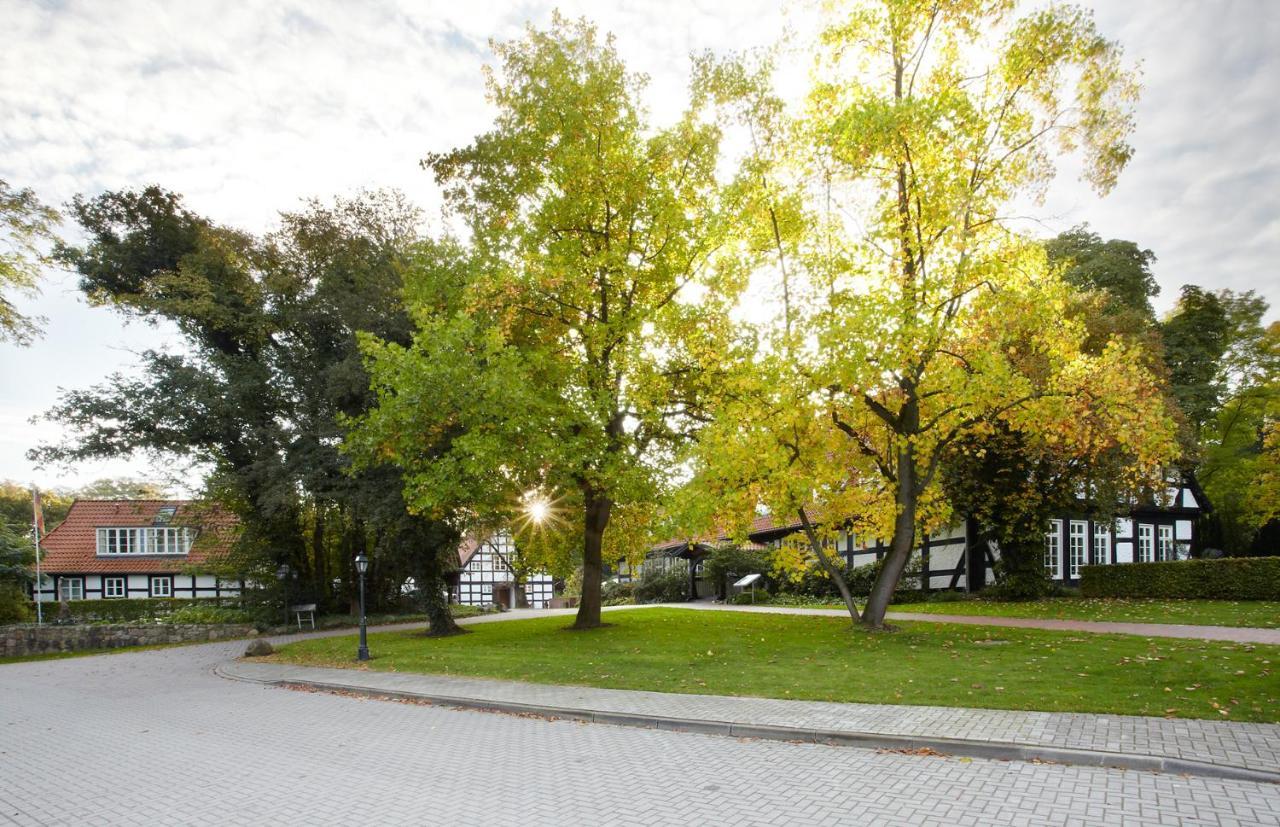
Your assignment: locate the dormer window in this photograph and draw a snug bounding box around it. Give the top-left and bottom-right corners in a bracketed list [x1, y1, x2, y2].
[153, 506, 177, 526]
[96, 526, 195, 556]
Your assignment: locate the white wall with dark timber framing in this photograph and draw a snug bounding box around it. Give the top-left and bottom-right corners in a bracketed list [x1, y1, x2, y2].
[33, 573, 242, 602]
[453, 532, 554, 609]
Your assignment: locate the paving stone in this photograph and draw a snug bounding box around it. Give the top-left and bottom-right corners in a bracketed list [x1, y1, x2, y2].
[2, 614, 1278, 826]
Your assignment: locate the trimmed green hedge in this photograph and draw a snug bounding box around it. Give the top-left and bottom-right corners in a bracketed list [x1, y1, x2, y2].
[35, 597, 246, 624]
[1080, 557, 1280, 600]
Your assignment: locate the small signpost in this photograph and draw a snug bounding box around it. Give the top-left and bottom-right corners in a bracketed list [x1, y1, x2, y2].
[733, 572, 763, 604]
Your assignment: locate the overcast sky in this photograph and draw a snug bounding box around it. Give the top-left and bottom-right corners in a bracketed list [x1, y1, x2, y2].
[1, 0, 1277, 492]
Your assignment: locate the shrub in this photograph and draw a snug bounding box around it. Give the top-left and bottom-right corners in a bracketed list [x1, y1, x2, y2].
[633, 567, 687, 604]
[729, 588, 771, 605]
[1080, 557, 1280, 600]
[167, 604, 256, 625]
[703, 545, 772, 598]
[27, 597, 248, 625]
[0, 584, 32, 624]
[601, 579, 635, 606]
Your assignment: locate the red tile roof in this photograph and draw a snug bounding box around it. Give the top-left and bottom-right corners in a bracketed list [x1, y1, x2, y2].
[457, 536, 481, 568]
[36, 500, 238, 574]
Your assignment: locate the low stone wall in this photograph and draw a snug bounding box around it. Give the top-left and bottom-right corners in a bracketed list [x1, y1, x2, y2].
[1, 623, 255, 658]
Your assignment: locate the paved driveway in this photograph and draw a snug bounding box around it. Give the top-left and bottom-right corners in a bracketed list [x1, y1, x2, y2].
[2, 639, 1279, 826]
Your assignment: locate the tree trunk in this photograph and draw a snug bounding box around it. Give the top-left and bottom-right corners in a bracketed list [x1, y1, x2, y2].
[863, 445, 918, 629]
[311, 504, 327, 608]
[423, 565, 463, 637]
[574, 493, 611, 629]
[798, 510, 860, 626]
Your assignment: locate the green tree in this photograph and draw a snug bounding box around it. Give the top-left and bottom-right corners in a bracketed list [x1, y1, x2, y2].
[0, 180, 60, 345]
[0, 481, 73, 532]
[1045, 226, 1158, 319]
[1161, 286, 1233, 436]
[0, 519, 35, 623]
[692, 1, 1177, 628]
[33, 188, 463, 631]
[349, 15, 746, 629]
[72, 477, 172, 500]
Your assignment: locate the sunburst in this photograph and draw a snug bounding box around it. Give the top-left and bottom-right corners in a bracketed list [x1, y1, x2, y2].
[515, 489, 567, 533]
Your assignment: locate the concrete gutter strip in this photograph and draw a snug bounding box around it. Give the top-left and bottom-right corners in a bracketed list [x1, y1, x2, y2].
[214, 662, 1280, 786]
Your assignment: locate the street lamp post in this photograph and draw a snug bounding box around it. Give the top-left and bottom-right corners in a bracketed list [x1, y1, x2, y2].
[354, 553, 370, 661]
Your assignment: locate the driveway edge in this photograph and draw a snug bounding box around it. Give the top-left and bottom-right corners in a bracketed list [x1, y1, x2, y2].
[214, 661, 1280, 785]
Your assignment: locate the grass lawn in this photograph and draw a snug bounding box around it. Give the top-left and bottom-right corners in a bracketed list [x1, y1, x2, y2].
[889, 598, 1280, 627]
[760, 597, 1280, 627]
[269, 607, 1280, 723]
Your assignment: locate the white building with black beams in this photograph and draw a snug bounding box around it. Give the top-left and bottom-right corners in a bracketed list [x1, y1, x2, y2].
[451, 531, 554, 609]
[30, 500, 241, 603]
[643, 476, 1207, 596]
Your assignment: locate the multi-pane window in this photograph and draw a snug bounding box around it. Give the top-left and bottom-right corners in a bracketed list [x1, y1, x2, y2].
[1044, 520, 1062, 579]
[59, 577, 83, 601]
[1138, 524, 1154, 562]
[149, 576, 172, 598]
[96, 527, 194, 555]
[1093, 522, 1111, 566]
[1157, 525, 1174, 562]
[103, 576, 126, 598]
[1068, 521, 1087, 579]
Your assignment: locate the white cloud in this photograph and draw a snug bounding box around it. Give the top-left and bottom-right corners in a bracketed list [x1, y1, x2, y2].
[0, 0, 1275, 488]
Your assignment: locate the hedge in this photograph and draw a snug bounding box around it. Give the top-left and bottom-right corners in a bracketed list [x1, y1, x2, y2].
[1079, 557, 1280, 600]
[32, 597, 246, 624]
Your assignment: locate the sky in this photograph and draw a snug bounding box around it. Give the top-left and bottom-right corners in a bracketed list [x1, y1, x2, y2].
[1, 0, 1277, 492]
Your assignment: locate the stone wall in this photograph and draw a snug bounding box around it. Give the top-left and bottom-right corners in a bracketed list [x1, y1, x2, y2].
[0, 623, 255, 658]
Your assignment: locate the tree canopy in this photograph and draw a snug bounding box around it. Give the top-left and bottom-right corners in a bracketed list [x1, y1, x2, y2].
[33, 188, 464, 630]
[689, 0, 1177, 627]
[0, 179, 60, 345]
[347, 14, 750, 628]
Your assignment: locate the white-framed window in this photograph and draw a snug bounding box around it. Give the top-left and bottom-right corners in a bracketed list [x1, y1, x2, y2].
[58, 577, 84, 601]
[1157, 525, 1174, 562]
[96, 527, 195, 556]
[1093, 522, 1111, 566]
[1138, 524, 1154, 563]
[1068, 521, 1087, 579]
[149, 576, 173, 598]
[1044, 520, 1062, 579]
[103, 576, 126, 599]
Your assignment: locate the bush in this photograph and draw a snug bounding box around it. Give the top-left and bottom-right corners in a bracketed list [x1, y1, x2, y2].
[1080, 557, 1280, 600]
[0, 584, 32, 624]
[729, 588, 771, 605]
[704, 545, 772, 598]
[27, 597, 248, 625]
[601, 580, 635, 606]
[167, 604, 256, 624]
[634, 567, 687, 604]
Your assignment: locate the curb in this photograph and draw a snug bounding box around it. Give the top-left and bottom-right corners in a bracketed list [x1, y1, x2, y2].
[214, 663, 1280, 785]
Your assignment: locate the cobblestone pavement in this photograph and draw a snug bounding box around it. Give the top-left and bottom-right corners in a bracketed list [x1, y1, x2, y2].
[227, 657, 1280, 778]
[665, 601, 1280, 644]
[4, 639, 1280, 826]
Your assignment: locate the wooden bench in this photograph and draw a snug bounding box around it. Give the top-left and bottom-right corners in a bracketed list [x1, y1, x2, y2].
[291, 603, 316, 630]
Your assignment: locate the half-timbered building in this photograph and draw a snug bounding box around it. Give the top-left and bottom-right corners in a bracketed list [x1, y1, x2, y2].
[451, 532, 555, 609]
[643, 477, 1206, 597]
[30, 500, 241, 602]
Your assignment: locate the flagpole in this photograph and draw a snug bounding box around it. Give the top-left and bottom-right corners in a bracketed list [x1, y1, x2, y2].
[32, 487, 43, 626]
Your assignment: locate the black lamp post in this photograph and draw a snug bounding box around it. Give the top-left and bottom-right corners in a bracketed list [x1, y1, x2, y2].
[354, 553, 370, 661]
[276, 563, 292, 628]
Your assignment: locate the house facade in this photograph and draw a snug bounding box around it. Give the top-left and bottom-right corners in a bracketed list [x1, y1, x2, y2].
[451, 531, 555, 609]
[31, 500, 241, 603]
[643, 478, 1206, 597]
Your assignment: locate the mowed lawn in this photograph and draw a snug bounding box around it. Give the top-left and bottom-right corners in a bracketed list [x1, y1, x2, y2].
[269, 607, 1279, 722]
[885, 598, 1280, 628]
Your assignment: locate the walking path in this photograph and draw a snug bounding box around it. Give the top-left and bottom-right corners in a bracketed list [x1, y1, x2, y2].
[219, 606, 1280, 785]
[666, 601, 1280, 644]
